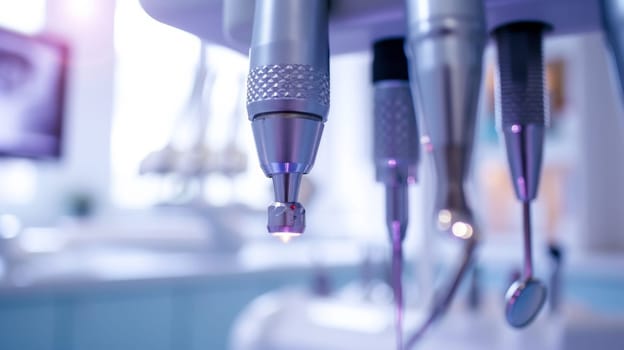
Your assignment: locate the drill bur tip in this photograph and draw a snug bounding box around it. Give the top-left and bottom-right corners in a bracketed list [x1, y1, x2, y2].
[267, 202, 306, 238]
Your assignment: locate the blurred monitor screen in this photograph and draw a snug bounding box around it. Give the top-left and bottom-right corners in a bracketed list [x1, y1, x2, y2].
[0, 27, 67, 160]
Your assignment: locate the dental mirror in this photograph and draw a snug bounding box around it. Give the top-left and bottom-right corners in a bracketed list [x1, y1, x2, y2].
[504, 202, 546, 328]
[494, 22, 549, 328]
[505, 279, 547, 328]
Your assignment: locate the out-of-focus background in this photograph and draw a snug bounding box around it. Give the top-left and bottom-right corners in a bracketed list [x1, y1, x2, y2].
[0, 1, 623, 349]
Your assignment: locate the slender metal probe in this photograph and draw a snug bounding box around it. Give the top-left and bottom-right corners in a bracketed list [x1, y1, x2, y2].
[391, 224, 404, 350]
[405, 240, 476, 348]
[523, 202, 533, 279]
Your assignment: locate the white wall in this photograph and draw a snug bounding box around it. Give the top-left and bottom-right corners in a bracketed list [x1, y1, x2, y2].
[577, 33, 624, 252]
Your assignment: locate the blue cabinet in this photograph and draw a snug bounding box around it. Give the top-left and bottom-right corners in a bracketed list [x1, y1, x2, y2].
[0, 266, 356, 350]
[0, 298, 57, 350]
[69, 292, 174, 350]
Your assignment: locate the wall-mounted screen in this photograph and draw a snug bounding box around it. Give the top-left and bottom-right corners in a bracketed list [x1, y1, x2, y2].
[0, 27, 67, 160]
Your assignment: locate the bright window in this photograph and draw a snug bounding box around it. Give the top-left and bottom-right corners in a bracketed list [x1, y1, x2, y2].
[111, 0, 255, 208]
[0, 0, 46, 34]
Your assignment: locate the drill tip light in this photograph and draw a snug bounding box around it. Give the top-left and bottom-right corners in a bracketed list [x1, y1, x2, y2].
[272, 232, 301, 244]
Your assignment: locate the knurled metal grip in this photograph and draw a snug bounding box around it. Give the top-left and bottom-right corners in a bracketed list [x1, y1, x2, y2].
[372, 37, 419, 183]
[495, 22, 547, 127]
[374, 82, 420, 171]
[247, 63, 330, 118]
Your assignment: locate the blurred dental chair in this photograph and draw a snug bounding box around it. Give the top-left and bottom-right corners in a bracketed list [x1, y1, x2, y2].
[229, 286, 509, 350]
[229, 282, 624, 350]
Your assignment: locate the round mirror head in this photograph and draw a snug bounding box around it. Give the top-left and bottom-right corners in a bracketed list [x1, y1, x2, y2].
[505, 278, 547, 328]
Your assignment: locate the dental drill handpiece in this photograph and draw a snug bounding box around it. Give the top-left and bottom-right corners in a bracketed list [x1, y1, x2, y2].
[372, 38, 420, 350]
[246, 0, 329, 242]
[494, 22, 549, 328]
[404, 0, 486, 347]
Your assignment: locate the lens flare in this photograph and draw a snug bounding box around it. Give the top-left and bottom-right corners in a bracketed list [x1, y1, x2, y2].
[451, 221, 473, 239]
[437, 209, 452, 230]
